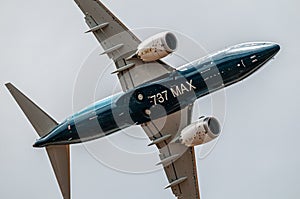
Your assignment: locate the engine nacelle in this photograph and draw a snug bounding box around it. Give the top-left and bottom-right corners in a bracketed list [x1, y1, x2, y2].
[179, 117, 221, 147]
[136, 31, 177, 62]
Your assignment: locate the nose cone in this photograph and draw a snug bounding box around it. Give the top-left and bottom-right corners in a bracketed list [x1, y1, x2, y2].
[272, 43, 280, 54]
[263, 43, 280, 58]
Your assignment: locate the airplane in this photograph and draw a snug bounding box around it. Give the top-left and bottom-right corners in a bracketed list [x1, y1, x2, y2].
[5, 0, 280, 199]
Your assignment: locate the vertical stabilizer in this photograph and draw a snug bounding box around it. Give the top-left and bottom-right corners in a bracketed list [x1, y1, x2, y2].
[5, 83, 71, 199]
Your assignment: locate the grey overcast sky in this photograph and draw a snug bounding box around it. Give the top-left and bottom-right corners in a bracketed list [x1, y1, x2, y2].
[1, 0, 300, 199]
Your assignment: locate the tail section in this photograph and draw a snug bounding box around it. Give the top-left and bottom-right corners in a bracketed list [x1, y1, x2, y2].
[5, 83, 71, 199]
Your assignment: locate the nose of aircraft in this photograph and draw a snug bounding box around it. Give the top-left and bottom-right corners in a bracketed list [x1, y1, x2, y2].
[263, 42, 280, 57]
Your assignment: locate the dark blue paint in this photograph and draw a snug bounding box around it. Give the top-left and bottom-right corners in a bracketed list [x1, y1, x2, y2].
[33, 42, 280, 147]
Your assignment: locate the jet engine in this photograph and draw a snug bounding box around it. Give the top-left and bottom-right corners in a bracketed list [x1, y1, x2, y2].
[136, 31, 177, 62]
[179, 116, 221, 147]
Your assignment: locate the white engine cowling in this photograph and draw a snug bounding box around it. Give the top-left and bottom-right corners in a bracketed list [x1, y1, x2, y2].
[179, 117, 221, 147]
[137, 31, 177, 62]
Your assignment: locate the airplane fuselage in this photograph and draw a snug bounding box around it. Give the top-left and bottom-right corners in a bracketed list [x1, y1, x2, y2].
[33, 42, 280, 147]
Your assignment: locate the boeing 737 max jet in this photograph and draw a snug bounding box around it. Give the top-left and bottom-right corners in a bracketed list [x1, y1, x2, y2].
[5, 0, 280, 198]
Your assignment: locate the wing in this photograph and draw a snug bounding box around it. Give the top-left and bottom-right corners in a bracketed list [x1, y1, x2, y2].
[74, 0, 174, 91]
[142, 105, 200, 199]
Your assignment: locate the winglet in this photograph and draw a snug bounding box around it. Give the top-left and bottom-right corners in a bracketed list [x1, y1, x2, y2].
[5, 83, 71, 199]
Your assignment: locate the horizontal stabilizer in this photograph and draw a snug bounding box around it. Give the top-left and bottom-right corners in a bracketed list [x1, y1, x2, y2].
[46, 145, 71, 199]
[5, 83, 71, 199]
[5, 83, 57, 137]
